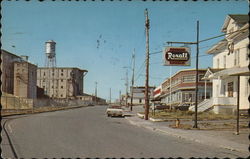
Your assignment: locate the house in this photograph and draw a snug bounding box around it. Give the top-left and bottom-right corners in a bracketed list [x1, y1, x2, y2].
[37, 67, 88, 99]
[127, 86, 155, 105]
[77, 93, 107, 105]
[201, 14, 249, 114]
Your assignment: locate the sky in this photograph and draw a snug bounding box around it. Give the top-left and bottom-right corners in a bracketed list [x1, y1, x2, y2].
[2, 0, 249, 101]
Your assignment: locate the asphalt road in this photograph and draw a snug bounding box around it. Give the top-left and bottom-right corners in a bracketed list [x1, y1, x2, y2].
[1, 106, 245, 158]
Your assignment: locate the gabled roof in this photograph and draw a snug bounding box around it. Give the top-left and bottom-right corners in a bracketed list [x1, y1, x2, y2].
[221, 14, 249, 32]
[206, 39, 228, 54]
[202, 67, 225, 80]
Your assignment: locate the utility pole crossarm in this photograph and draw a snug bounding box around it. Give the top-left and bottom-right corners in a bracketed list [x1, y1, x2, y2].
[167, 41, 197, 45]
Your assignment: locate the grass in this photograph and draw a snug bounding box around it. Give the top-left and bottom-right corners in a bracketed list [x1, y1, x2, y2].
[140, 109, 246, 121]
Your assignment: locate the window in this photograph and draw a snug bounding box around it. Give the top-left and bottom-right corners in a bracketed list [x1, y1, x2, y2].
[246, 46, 249, 61]
[61, 86, 63, 89]
[43, 72, 46, 76]
[61, 73, 64, 76]
[234, 49, 240, 66]
[183, 75, 195, 82]
[61, 79, 63, 82]
[230, 27, 233, 32]
[217, 58, 220, 68]
[139, 99, 142, 103]
[223, 55, 226, 68]
[61, 94, 63, 97]
[223, 84, 226, 96]
[246, 77, 249, 96]
[61, 69, 64, 72]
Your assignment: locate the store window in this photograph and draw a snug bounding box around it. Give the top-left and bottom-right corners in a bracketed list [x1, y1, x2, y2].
[183, 75, 195, 83]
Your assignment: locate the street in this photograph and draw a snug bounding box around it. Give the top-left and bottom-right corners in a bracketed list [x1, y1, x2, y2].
[1, 106, 245, 158]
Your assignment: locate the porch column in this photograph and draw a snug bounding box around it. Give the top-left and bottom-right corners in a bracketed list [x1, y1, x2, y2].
[236, 75, 240, 135]
[204, 79, 207, 99]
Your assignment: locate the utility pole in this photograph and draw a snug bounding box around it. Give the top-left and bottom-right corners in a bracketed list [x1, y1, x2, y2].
[109, 88, 112, 104]
[125, 68, 129, 107]
[95, 81, 98, 105]
[144, 8, 150, 120]
[194, 21, 199, 128]
[130, 49, 135, 111]
[119, 90, 121, 106]
[167, 21, 199, 128]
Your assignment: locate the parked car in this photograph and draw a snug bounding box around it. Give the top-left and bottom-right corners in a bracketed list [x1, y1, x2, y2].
[106, 106, 124, 117]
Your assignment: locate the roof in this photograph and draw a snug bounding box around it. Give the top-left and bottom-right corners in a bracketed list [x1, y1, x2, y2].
[206, 39, 228, 54]
[38, 67, 88, 72]
[162, 68, 208, 83]
[221, 14, 249, 32]
[229, 14, 249, 23]
[1, 49, 21, 58]
[202, 67, 225, 80]
[204, 67, 249, 80]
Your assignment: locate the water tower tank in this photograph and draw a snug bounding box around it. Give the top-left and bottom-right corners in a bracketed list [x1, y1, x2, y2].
[45, 40, 56, 58]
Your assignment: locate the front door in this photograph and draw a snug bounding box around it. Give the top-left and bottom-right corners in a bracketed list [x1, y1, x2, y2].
[228, 82, 234, 97]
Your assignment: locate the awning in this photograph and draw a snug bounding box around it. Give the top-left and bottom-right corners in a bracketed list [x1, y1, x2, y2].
[207, 66, 249, 79]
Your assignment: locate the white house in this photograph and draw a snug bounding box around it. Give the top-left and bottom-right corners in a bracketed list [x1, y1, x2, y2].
[202, 14, 249, 114]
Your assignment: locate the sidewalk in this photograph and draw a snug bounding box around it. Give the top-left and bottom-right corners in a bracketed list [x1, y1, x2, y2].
[123, 107, 249, 154]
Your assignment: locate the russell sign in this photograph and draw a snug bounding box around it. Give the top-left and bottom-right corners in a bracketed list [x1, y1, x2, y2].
[163, 47, 191, 66]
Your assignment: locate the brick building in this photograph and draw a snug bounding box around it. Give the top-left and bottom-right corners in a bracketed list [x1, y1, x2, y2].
[1, 49, 21, 94]
[14, 60, 37, 99]
[37, 67, 88, 99]
[159, 69, 212, 108]
[1, 49, 37, 99]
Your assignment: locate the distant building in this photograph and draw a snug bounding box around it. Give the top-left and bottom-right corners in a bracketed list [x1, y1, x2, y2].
[14, 60, 37, 99]
[77, 93, 107, 105]
[37, 67, 88, 99]
[158, 69, 212, 108]
[1, 49, 21, 94]
[127, 86, 155, 105]
[202, 14, 249, 114]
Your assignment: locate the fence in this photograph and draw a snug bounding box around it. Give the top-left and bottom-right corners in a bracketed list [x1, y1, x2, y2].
[1, 94, 102, 110]
[1, 95, 33, 110]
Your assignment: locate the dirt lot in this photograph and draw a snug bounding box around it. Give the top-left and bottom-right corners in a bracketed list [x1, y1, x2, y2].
[145, 109, 249, 130]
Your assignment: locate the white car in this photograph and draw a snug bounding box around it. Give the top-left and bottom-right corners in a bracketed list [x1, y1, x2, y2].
[106, 106, 124, 117]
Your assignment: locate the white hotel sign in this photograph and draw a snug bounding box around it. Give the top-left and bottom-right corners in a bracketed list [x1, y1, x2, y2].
[163, 47, 191, 66]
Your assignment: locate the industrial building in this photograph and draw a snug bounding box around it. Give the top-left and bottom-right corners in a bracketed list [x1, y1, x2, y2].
[1, 49, 21, 94]
[37, 67, 88, 99]
[14, 59, 37, 99]
[1, 49, 37, 99]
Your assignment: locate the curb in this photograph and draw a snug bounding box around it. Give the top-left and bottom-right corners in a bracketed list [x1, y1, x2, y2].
[125, 116, 248, 154]
[137, 113, 144, 119]
[149, 117, 166, 122]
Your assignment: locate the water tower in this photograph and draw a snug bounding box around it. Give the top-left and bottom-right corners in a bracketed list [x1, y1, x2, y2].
[45, 40, 56, 68]
[44, 40, 57, 97]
